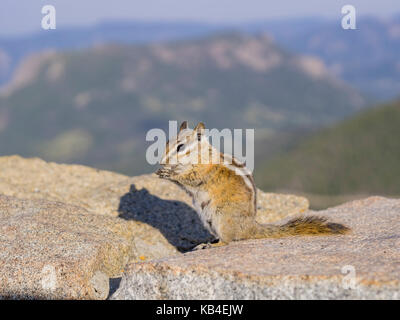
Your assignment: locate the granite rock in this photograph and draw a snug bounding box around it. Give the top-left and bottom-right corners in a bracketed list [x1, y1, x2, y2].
[112, 197, 400, 300]
[0, 156, 311, 299]
[0, 155, 308, 251]
[0, 195, 132, 299]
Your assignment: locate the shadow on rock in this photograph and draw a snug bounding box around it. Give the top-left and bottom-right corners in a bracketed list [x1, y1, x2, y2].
[118, 184, 215, 252]
[108, 277, 122, 299]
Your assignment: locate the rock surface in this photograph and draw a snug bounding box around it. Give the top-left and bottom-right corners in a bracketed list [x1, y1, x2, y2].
[0, 156, 309, 299]
[112, 197, 400, 299]
[0, 195, 132, 299]
[0, 155, 308, 251]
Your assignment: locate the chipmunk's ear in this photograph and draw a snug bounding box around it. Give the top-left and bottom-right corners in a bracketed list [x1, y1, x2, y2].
[194, 122, 205, 132]
[179, 121, 188, 132]
[194, 122, 205, 140]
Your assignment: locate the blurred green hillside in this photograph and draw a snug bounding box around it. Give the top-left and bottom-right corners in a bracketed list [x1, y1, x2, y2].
[256, 100, 400, 208]
[0, 33, 367, 175]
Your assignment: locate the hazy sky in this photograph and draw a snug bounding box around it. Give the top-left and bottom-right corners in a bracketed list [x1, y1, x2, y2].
[1, 0, 399, 36]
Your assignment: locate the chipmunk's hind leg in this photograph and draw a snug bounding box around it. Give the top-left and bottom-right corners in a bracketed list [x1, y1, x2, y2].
[192, 240, 227, 250]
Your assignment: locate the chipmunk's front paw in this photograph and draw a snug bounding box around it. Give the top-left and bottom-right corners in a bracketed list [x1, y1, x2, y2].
[155, 168, 170, 178]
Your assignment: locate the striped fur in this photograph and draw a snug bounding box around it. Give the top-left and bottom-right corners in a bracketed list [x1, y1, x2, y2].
[156, 121, 350, 245]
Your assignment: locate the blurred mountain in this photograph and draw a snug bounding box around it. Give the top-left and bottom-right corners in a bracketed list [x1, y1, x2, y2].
[248, 15, 400, 100]
[256, 100, 400, 204]
[1, 15, 399, 99]
[0, 21, 224, 87]
[0, 33, 366, 175]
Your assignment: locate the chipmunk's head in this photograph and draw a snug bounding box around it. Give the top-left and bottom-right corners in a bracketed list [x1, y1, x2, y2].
[156, 121, 215, 180]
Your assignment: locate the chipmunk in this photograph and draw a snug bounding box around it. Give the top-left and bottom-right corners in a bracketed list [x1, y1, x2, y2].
[156, 121, 349, 248]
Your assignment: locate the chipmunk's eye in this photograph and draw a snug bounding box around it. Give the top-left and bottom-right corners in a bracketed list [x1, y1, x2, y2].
[177, 143, 185, 152]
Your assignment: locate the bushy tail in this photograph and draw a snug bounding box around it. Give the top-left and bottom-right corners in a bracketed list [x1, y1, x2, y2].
[253, 216, 350, 239]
